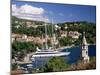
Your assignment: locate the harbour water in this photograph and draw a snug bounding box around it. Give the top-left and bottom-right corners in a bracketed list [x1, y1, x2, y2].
[20, 45, 96, 69]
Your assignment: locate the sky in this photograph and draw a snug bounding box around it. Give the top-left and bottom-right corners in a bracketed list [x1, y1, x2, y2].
[12, 0, 96, 23]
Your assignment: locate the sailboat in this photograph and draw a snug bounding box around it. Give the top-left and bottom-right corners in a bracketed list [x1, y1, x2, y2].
[31, 17, 70, 58]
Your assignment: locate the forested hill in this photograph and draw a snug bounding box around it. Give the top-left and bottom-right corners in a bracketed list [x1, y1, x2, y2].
[12, 16, 96, 43]
[57, 21, 96, 33]
[12, 16, 45, 26]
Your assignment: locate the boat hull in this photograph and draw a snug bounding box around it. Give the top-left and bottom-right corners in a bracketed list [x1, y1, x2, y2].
[31, 52, 70, 58]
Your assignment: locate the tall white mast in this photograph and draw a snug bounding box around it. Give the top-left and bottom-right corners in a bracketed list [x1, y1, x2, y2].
[51, 17, 56, 50]
[44, 16, 48, 50]
[51, 18, 54, 49]
[42, 34, 44, 50]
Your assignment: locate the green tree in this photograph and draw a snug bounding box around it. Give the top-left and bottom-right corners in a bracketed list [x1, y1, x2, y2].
[43, 57, 69, 72]
[12, 41, 36, 59]
[59, 37, 72, 46]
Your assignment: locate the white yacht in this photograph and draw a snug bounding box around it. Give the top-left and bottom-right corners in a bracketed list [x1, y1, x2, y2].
[31, 17, 70, 58]
[31, 47, 70, 58]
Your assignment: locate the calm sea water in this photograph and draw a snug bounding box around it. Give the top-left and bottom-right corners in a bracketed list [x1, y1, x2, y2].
[20, 45, 96, 69]
[63, 45, 96, 64]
